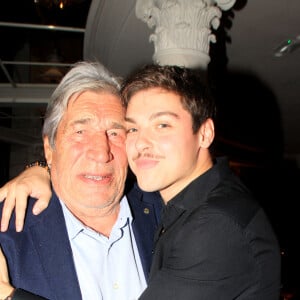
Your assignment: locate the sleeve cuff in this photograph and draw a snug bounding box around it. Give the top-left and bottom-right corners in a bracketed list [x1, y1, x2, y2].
[12, 289, 47, 300]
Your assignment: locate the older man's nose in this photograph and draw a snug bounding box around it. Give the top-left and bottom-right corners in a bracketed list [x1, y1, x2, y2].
[87, 132, 113, 162]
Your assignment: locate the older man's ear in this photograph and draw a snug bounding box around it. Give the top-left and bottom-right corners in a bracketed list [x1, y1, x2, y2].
[43, 136, 53, 167]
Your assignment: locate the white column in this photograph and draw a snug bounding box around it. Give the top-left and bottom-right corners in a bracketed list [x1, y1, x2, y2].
[136, 0, 236, 69]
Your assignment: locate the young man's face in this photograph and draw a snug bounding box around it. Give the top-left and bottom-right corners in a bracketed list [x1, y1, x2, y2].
[44, 90, 128, 215]
[125, 87, 213, 202]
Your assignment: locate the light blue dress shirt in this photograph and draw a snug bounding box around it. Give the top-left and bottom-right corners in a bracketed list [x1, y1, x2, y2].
[60, 196, 147, 300]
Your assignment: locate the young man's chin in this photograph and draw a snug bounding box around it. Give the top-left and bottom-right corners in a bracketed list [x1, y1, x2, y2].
[137, 180, 158, 193]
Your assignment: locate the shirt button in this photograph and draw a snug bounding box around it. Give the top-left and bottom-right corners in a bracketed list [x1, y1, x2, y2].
[143, 208, 150, 214]
[113, 282, 119, 289]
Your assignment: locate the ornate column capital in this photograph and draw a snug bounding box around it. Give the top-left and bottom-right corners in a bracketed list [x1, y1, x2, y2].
[136, 0, 236, 69]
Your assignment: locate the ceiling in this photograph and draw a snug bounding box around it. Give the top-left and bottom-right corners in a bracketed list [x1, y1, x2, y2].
[1, 0, 300, 163]
[0, 0, 91, 145]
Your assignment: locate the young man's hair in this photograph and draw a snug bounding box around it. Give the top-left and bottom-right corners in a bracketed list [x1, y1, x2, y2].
[121, 64, 216, 133]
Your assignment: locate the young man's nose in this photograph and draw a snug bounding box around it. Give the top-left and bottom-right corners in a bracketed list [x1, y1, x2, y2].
[134, 130, 152, 152]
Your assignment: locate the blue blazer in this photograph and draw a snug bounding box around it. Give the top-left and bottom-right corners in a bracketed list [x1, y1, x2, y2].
[0, 184, 162, 300]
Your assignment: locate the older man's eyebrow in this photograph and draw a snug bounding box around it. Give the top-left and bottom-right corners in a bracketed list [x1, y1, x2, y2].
[69, 117, 91, 127]
[69, 118, 125, 129]
[111, 121, 126, 130]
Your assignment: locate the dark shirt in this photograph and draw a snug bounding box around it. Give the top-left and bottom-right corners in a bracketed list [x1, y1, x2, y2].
[139, 157, 281, 300]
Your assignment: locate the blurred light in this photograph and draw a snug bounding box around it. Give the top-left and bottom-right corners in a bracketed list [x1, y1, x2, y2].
[274, 35, 300, 57]
[33, 0, 74, 9]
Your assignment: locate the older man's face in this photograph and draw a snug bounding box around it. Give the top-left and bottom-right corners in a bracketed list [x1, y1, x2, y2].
[44, 90, 128, 218]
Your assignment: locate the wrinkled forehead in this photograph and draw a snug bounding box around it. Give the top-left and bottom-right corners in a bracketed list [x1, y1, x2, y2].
[63, 90, 126, 124]
[68, 90, 122, 106]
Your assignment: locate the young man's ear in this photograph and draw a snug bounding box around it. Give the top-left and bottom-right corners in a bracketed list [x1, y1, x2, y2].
[198, 118, 215, 148]
[43, 136, 53, 166]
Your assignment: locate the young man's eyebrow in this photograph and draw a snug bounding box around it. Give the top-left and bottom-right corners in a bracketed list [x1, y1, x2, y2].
[125, 116, 135, 123]
[125, 111, 179, 123]
[150, 111, 179, 120]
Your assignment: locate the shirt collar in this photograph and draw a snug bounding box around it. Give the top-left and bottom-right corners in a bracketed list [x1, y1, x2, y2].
[166, 157, 229, 211]
[59, 195, 132, 240]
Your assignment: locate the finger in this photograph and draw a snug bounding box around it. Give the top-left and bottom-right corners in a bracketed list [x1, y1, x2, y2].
[13, 182, 33, 232]
[0, 184, 8, 202]
[0, 246, 6, 267]
[0, 246, 9, 280]
[14, 193, 29, 233]
[0, 192, 16, 232]
[32, 192, 52, 215]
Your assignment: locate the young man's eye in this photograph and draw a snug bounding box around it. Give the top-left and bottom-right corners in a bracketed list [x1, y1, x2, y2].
[158, 123, 169, 129]
[76, 130, 84, 134]
[127, 128, 137, 134]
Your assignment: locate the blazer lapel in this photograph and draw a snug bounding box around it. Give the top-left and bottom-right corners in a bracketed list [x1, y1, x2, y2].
[29, 194, 82, 300]
[127, 184, 163, 280]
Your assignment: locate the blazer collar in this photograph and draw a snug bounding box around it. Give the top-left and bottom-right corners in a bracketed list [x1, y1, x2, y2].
[29, 191, 82, 300]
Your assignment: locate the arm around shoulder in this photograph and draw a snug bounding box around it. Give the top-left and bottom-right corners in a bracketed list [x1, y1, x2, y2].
[0, 163, 52, 232]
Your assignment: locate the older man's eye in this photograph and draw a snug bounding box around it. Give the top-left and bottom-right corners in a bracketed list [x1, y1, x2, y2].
[107, 131, 117, 136]
[107, 129, 126, 140]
